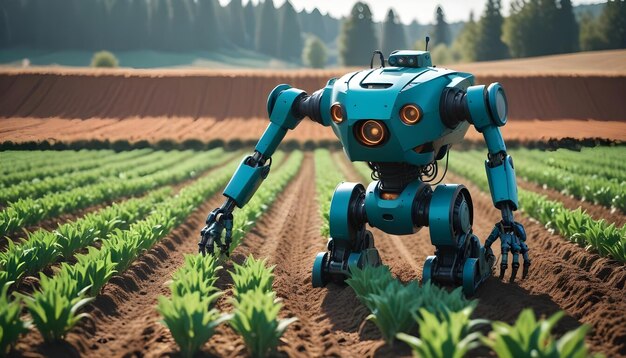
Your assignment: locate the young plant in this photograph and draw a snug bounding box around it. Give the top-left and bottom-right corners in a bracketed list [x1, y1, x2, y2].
[346, 264, 395, 311]
[170, 254, 222, 298]
[482, 309, 592, 358]
[157, 292, 228, 358]
[418, 281, 471, 318]
[18, 274, 93, 342]
[396, 305, 486, 358]
[0, 282, 31, 355]
[229, 289, 297, 358]
[64, 248, 117, 296]
[364, 280, 423, 343]
[229, 255, 275, 298]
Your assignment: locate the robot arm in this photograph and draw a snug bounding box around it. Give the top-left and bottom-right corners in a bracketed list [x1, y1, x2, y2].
[463, 83, 531, 281]
[198, 84, 327, 255]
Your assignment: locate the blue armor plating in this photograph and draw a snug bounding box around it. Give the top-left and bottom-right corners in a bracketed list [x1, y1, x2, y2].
[199, 49, 531, 296]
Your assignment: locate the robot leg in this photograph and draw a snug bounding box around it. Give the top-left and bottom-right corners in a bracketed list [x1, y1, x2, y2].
[422, 184, 494, 296]
[312, 183, 381, 287]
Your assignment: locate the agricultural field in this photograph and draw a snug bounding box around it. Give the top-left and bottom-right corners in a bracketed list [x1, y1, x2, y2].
[0, 144, 624, 357]
[0, 50, 625, 357]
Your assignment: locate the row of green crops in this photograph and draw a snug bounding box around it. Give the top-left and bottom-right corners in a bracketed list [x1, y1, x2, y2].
[157, 254, 295, 358]
[448, 152, 626, 263]
[0, 150, 190, 203]
[0, 188, 171, 288]
[313, 149, 346, 238]
[348, 265, 593, 358]
[510, 147, 626, 183]
[227, 151, 302, 255]
[228, 256, 297, 358]
[503, 151, 625, 213]
[0, 149, 135, 187]
[157, 254, 228, 358]
[0, 148, 238, 236]
[0, 154, 242, 350]
[156, 150, 300, 358]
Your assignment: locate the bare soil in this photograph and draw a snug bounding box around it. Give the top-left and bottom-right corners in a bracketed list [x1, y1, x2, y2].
[2, 51, 625, 121]
[12, 152, 625, 357]
[1, 117, 625, 148]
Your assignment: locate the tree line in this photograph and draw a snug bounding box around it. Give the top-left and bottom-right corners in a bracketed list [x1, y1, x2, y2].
[1, 0, 624, 68]
[427, 0, 625, 64]
[0, 0, 338, 61]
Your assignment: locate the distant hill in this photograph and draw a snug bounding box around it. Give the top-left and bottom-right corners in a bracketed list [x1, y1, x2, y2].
[573, 2, 605, 20]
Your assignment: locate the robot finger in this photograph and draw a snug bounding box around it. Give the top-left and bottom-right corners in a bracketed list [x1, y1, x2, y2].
[499, 249, 509, 280]
[510, 250, 520, 283]
[521, 244, 531, 279]
[198, 225, 211, 255]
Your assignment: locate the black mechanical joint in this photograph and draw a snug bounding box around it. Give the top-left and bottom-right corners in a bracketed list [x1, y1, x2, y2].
[440, 87, 470, 128]
[296, 89, 324, 124]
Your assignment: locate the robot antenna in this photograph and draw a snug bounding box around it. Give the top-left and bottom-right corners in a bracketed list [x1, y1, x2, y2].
[370, 50, 386, 69]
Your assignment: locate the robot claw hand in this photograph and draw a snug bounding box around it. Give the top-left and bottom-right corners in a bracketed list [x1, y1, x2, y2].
[198, 205, 234, 256]
[485, 217, 531, 283]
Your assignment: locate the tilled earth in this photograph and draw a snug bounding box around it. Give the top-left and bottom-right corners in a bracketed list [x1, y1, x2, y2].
[12, 153, 626, 358]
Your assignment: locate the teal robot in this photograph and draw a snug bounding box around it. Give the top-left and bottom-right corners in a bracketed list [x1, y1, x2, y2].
[198, 49, 530, 295]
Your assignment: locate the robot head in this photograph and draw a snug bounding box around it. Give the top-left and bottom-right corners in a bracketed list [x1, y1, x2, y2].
[387, 50, 433, 68]
[326, 56, 473, 167]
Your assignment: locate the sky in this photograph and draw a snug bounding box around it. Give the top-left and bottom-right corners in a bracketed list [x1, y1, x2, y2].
[219, 0, 604, 24]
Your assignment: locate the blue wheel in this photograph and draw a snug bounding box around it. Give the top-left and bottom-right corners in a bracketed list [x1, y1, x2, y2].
[463, 258, 480, 296]
[312, 252, 328, 288]
[422, 256, 437, 284]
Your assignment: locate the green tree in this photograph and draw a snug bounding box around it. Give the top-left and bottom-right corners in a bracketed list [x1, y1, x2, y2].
[302, 35, 327, 68]
[244, 1, 257, 47]
[452, 11, 479, 62]
[228, 0, 246, 47]
[170, 0, 194, 51]
[150, 0, 171, 50]
[194, 0, 219, 50]
[256, 0, 279, 56]
[381, 8, 407, 55]
[556, 0, 579, 53]
[433, 6, 450, 46]
[504, 0, 564, 58]
[475, 0, 509, 61]
[598, 0, 626, 49]
[278, 0, 303, 61]
[91, 50, 119, 67]
[338, 2, 377, 66]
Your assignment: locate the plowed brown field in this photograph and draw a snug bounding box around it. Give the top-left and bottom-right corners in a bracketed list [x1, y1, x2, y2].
[1, 117, 625, 147]
[12, 153, 626, 358]
[3, 50, 626, 357]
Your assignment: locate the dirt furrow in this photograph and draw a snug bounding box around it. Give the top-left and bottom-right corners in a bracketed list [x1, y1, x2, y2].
[335, 154, 625, 357]
[444, 172, 626, 357]
[213, 154, 346, 357]
[76, 193, 226, 357]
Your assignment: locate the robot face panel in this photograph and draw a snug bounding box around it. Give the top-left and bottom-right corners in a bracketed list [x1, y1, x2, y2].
[327, 66, 474, 167]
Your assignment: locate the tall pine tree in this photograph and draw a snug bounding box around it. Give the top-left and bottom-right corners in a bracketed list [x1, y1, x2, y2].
[433, 6, 450, 46]
[475, 0, 508, 60]
[256, 0, 278, 56]
[338, 2, 377, 66]
[195, 0, 219, 51]
[278, 0, 303, 61]
[557, 0, 579, 53]
[381, 8, 407, 55]
[243, 1, 256, 47]
[228, 0, 246, 47]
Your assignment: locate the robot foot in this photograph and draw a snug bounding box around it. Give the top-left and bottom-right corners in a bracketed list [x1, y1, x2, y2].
[312, 230, 382, 288]
[422, 233, 494, 296]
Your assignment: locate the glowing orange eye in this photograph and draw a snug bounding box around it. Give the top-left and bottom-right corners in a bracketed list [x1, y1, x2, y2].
[357, 120, 386, 146]
[400, 104, 422, 125]
[331, 103, 344, 124]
